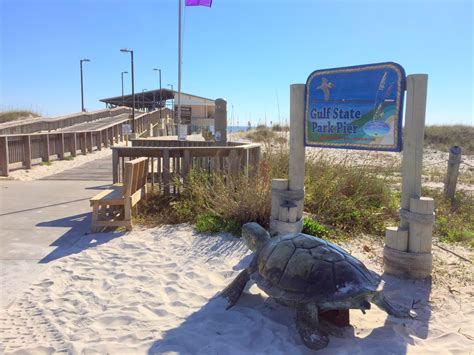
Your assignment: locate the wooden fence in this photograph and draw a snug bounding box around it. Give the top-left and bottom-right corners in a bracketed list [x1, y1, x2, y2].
[112, 140, 261, 195]
[0, 109, 172, 176]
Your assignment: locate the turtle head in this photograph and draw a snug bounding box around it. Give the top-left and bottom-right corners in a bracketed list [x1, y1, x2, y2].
[242, 222, 270, 252]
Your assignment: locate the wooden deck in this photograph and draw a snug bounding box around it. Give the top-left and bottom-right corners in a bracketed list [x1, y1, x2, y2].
[41, 157, 112, 181]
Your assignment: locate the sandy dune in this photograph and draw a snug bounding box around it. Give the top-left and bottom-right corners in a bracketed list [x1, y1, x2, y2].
[1, 225, 472, 354]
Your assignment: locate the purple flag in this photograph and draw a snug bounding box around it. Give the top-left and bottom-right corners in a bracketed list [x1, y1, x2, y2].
[185, 0, 212, 7]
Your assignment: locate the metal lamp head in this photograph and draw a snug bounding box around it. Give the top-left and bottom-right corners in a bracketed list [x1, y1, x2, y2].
[81, 58, 90, 63]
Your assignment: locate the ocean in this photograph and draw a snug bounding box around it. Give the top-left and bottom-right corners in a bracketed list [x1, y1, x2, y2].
[227, 126, 252, 133]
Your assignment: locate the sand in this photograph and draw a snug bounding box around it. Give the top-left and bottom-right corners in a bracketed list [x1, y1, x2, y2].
[1, 225, 472, 354]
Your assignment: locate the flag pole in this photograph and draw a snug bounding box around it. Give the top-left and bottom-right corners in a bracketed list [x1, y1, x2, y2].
[177, 0, 183, 131]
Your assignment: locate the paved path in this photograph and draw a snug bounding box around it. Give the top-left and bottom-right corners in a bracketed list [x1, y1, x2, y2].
[0, 158, 115, 309]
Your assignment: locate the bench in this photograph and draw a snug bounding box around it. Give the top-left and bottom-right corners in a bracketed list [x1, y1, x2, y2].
[90, 157, 149, 233]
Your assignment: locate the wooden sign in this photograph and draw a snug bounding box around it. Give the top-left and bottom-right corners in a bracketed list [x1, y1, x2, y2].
[305, 62, 406, 152]
[176, 106, 192, 125]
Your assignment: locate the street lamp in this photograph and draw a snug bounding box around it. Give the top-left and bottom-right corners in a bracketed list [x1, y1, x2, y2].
[120, 48, 135, 133]
[80, 58, 90, 112]
[167, 84, 174, 113]
[142, 89, 147, 111]
[153, 68, 162, 118]
[121, 71, 128, 106]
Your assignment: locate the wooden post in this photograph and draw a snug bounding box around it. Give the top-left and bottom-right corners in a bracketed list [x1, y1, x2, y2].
[43, 134, 50, 162]
[271, 179, 289, 220]
[103, 129, 109, 148]
[82, 132, 87, 155]
[97, 131, 102, 151]
[163, 149, 170, 195]
[24, 135, 32, 169]
[58, 133, 65, 159]
[408, 197, 435, 253]
[112, 148, 119, 183]
[444, 145, 462, 201]
[71, 133, 77, 157]
[214, 98, 227, 145]
[228, 149, 240, 176]
[289, 84, 305, 222]
[0, 136, 9, 176]
[399, 74, 428, 229]
[88, 132, 93, 152]
[183, 149, 191, 178]
[384, 74, 433, 279]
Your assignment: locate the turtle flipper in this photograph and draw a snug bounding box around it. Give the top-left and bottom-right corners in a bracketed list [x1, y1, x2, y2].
[372, 292, 416, 318]
[295, 303, 329, 350]
[220, 269, 250, 310]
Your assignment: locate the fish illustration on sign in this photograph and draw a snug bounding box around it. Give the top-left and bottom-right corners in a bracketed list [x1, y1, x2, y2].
[317, 78, 335, 101]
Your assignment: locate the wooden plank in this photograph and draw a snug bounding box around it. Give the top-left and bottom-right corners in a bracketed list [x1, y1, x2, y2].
[24, 135, 32, 169]
[0, 136, 9, 176]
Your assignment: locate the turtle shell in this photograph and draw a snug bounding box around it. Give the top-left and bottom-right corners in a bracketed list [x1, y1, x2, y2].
[248, 233, 381, 302]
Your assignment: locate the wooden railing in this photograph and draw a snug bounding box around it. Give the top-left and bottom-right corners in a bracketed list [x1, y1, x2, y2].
[0, 107, 132, 135]
[112, 140, 261, 195]
[0, 109, 172, 176]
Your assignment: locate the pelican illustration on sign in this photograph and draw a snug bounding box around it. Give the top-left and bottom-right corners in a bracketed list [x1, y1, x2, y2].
[316, 78, 335, 101]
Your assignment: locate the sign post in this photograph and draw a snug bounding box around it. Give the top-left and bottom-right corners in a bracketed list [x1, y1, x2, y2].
[272, 63, 433, 279]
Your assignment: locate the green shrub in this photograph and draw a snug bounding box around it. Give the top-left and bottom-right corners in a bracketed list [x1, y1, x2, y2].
[302, 217, 330, 239]
[195, 212, 241, 235]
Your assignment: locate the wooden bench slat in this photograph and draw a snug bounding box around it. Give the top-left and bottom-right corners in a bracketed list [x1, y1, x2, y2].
[90, 157, 149, 233]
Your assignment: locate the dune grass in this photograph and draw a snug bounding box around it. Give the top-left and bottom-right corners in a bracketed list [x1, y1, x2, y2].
[424, 125, 474, 154]
[0, 110, 40, 124]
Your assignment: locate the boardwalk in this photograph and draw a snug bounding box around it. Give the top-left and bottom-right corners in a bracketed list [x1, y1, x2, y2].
[54, 113, 130, 133]
[41, 156, 112, 181]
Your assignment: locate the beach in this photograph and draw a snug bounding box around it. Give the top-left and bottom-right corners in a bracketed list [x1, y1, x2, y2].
[1, 224, 472, 354]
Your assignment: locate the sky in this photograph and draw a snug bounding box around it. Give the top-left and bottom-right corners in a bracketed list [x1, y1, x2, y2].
[0, 0, 472, 126]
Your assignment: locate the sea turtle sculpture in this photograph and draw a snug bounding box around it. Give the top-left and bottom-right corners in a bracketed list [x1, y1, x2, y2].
[221, 222, 413, 350]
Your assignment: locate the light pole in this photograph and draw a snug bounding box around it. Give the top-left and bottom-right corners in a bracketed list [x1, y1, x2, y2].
[153, 68, 162, 118]
[121, 71, 128, 106]
[142, 89, 147, 111]
[167, 84, 174, 114]
[80, 58, 90, 112]
[120, 48, 135, 133]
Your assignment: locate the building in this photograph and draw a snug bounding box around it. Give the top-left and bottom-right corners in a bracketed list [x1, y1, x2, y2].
[100, 90, 216, 133]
